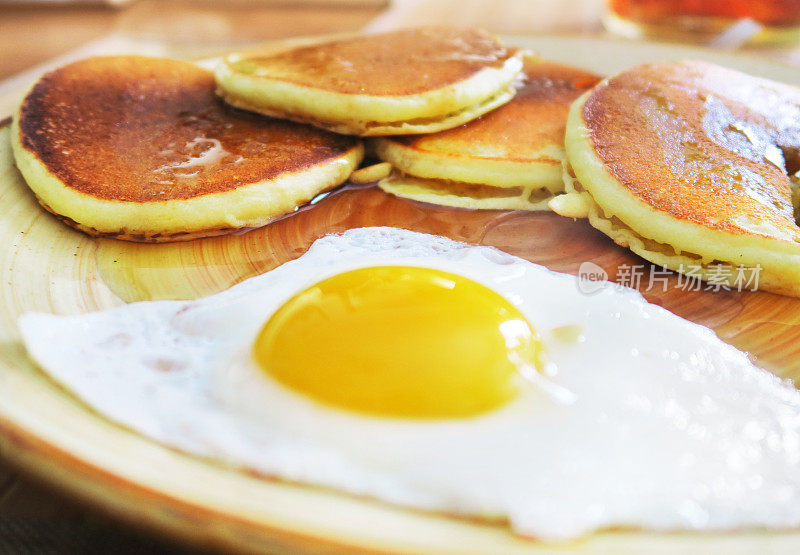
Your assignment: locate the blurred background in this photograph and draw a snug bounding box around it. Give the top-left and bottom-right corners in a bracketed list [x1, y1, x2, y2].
[3, 0, 800, 552]
[5, 0, 800, 83]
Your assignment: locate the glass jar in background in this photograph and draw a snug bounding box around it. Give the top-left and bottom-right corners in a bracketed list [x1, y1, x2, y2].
[605, 0, 800, 45]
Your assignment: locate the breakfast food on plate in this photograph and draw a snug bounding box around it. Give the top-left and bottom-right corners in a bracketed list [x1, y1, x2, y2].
[550, 60, 800, 296]
[20, 226, 800, 540]
[11, 55, 363, 242]
[213, 27, 525, 136]
[373, 58, 601, 210]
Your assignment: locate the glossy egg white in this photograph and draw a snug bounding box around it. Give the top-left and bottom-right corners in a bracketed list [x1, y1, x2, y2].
[18, 227, 800, 540]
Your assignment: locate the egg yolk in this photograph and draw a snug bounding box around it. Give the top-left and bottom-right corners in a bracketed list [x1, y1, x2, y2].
[253, 266, 543, 419]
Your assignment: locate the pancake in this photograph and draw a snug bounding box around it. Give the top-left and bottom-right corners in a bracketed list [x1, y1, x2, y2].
[12, 56, 363, 242]
[214, 27, 525, 137]
[550, 60, 800, 297]
[373, 59, 601, 210]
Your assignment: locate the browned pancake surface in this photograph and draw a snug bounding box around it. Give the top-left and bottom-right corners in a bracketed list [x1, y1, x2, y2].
[390, 60, 600, 163]
[18, 56, 360, 202]
[583, 60, 800, 241]
[230, 27, 516, 97]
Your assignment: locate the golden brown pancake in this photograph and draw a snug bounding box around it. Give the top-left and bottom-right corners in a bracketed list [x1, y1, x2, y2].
[12, 56, 363, 242]
[389, 60, 601, 163]
[239, 27, 512, 96]
[214, 27, 525, 136]
[584, 61, 800, 239]
[552, 60, 800, 297]
[373, 59, 601, 210]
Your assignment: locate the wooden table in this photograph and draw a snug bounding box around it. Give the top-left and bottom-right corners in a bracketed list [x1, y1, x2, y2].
[1, 0, 798, 551]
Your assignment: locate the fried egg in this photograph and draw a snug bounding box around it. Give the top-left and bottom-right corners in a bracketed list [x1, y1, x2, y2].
[18, 227, 800, 540]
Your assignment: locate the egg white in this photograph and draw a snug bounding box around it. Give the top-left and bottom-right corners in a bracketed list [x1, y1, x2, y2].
[18, 227, 800, 540]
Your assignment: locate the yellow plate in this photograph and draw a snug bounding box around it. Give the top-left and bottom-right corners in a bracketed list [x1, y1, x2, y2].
[3, 36, 800, 553]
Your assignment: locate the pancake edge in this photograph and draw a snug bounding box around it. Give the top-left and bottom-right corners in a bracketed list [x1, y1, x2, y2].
[378, 173, 555, 211]
[349, 162, 393, 184]
[552, 92, 800, 297]
[217, 82, 517, 137]
[11, 114, 364, 242]
[214, 50, 524, 134]
[372, 136, 564, 191]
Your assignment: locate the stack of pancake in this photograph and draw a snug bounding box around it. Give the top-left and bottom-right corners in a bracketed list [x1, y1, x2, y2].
[11, 27, 800, 296]
[371, 59, 600, 210]
[12, 27, 529, 242]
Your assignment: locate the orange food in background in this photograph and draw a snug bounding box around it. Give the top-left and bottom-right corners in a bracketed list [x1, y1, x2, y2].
[609, 0, 800, 26]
